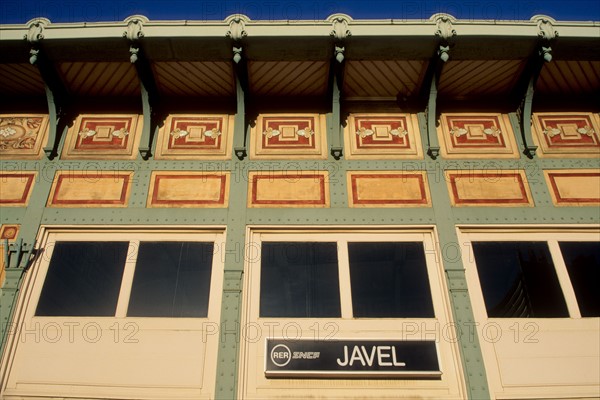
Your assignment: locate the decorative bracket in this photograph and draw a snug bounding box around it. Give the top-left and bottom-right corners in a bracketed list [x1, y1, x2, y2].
[421, 14, 457, 159]
[3, 239, 35, 270]
[513, 15, 558, 159]
[25, 18, 71, 160]
[327, 14, 351, 160]
[123, 15, 159, 160]
[226, 15, 250, 160]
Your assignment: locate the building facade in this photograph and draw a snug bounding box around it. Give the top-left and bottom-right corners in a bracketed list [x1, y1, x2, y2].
[0, 13, 599, 400]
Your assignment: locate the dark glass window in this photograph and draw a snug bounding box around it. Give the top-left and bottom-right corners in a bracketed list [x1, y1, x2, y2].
[36, 242, 128, 316]
[559, 242, 600, 317]
[127, 242, 214, 318]
[472, 242, 569, 318]
[348, 242, 434, 318]
[260, 242, 341, 317]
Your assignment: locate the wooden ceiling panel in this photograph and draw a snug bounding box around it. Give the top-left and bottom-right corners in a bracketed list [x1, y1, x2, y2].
[0, 63, 45, 96]
[248, 61, 329, 97]
[153, 61, 234, 97]
[58, 62, 140, 97]
[536, 61, 600, 95]
[439, 60, 524, 99]
[343, 60, 426, 99]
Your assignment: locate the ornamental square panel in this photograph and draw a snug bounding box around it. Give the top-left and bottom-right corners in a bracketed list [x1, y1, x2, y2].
[0, 172, 36, 207]
[154, 114, 234, 160]
[0, 115, 49, 159]
[347, 171, 431, 207]
[532, 113, 600, 158]
[438, 113, 519, 159]
[247, 171, 329, 208]
[544, 169, 600, 206]
[147, 171, 230, 208]
[61, 114, 143, 160]
[344, 114, 423, 159]
[250, 114, 327, 159]
[47, 170, 132, 207]
[445, 170, 533, 207]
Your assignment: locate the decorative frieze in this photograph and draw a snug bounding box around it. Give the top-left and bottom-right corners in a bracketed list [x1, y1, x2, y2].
[147, 171, 230, 208]
[61, 114, 143, 159]
[250, 114, 327, 159]
[544, 169, 600, 206]
[248, 171, 329, 207]
[154, 114, 234, 159]
[438, 113, 519, 158]
[47, 171, 132, 207]
[343, 114, 423, 159]
[532, 113, 600, 157]
[445, 170, 533, 206]
[0, 115, 49, 159]
[347, 171, 431, 207]
[0, 172, 36, 207]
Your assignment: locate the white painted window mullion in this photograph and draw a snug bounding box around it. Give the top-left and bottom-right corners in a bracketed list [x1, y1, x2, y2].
[337, 240, 353, 319]
[115, 240, 140, 318]
[548, 240, 581, 318]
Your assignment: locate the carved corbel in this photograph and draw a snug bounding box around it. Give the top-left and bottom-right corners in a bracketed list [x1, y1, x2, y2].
[226, 15, 250, 160]
[123, 16, 159, 160]
[24, 18, 71, 159]
[514, 16, 559, 158]
[327, 14, 352, 160]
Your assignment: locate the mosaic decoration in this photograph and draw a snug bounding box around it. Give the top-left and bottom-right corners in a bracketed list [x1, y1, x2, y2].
[532, 113, 600, 157]
[248, 171, 329, 207]
[147, 172, 230, 208]
[347, 171, 431, 207]
[0, 115, 49, 159]
[62, 114, 142, 159]
[544, 169, 600, 206]
[47, 171, 132, 207]
[445, 170, 533, 207]
[0, 172, 36, 207]
[250, 114, 327, 159]
[344, 114, 423, 159]
[154, 115, 234, 159]
[438, 114, 519, 158]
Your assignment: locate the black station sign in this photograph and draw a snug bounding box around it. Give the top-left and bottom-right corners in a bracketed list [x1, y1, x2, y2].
[265, 339, 441, 378]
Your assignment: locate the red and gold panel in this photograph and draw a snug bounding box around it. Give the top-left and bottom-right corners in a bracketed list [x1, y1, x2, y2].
[248, 171, 329, 208]
[544, 169, 600, 206]
[0, 172, 36, 207]
[154, 114, 234, 159]
[344, 114, 423, 159]
[532, 113, 600, 157]
[445, 170, 533, 207]
[61, 114, 143, 159]
[438, 113, 519, 158]
[347, 171, 431, 207]
[250, 114, 327, 159]
[147, 171, 230, 208]
[0, 115, 49, 159]
[47, 170, 132, 207]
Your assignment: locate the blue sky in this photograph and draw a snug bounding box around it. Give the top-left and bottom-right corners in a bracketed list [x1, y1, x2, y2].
[1, 0, 598, 24]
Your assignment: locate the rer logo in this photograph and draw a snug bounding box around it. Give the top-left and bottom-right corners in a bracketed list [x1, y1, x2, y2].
[270, 344, 292, 367]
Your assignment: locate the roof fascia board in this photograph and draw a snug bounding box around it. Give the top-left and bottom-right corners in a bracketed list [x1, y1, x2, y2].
[1, 18, 599, 42]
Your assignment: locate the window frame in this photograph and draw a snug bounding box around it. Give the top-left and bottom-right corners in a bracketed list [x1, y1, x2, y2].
[252, 230, 442, 320]
[27, 227, 225, 324]
[459, 226, 600, 320]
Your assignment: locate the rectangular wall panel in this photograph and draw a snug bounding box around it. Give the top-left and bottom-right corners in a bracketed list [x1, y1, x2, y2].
[445, 170, 533, 206]
[545, 169, 600, 206]
[248, 171, 329, 208]
[347, 171, 431, 207]
[147, 171, 230, 207]
[0, 172, 36, 207]
[47, 171, 132, 207]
